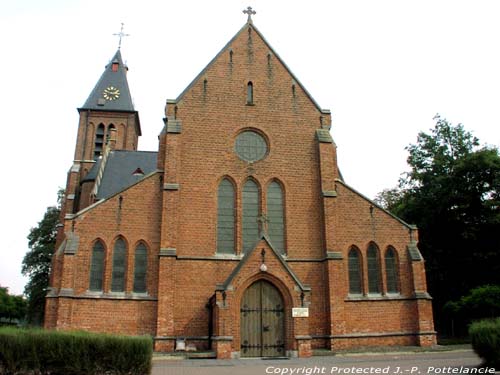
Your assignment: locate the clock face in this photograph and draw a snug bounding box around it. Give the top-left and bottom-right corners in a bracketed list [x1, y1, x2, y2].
[103, 86, 120, 101]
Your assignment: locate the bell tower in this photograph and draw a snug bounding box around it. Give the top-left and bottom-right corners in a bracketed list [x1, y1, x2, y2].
[64, 49, 141, 214]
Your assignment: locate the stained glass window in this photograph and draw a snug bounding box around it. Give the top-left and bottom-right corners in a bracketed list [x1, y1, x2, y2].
[89, 240, 105, 291]
[367, 244, 381, 294]
[111, 238, 126, 292]
[235, 131, 267, 162]
[217, 179, 235, 254]
[348, 247, 362, 294]
[133, 243, 147, 293]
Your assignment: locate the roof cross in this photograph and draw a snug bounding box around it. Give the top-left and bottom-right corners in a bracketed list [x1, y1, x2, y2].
[243, 6, 256, 23]
[113, 23, 130, 50]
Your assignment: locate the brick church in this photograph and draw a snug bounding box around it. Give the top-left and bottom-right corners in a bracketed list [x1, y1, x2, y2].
[45, 10, 436, 358]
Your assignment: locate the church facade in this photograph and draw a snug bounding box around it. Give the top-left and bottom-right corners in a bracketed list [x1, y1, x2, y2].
[45, 14, 436, 358]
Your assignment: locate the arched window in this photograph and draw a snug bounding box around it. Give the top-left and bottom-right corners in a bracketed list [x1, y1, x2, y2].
[385, 247, 399, 293]
[242, 180, 259, 253]
[94, 124, 105, 159]
[267, 181, 285, 254]
[111, 238, 127, 292]
[89, 240, 105, 291]
[247, 82, 254, 105]
[348, 247, 362, 294]
[367, 243, 381, 294]
[133, 243, 147, 293]
[217, 178, 235, 254]
[107, 124, 116, 142]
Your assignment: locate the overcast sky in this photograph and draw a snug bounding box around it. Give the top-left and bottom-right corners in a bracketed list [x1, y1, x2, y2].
[1, 0, 499, 295]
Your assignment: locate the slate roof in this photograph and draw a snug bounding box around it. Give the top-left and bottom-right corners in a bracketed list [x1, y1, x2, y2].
[80, 50, 135, 112]
[93, 150, 158, 200]
[81, 159, 101, 183]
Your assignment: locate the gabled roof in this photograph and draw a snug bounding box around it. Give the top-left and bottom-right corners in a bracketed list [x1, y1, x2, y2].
[220, 233, 311, 292]
[80, 50, 135, 112]
[175, 22, 330, 114]
[92, 150, 158, 199]
[335, 179, 416, 229]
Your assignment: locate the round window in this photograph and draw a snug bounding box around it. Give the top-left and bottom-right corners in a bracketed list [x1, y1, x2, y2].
[235, 131, 268, 162]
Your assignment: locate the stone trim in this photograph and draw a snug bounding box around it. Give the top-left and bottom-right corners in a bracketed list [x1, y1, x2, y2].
[407, 242, 423, 261]
[51, 291, 157, 301]
[58, 288, 75, 297]
[166, 120, 182, 134]
[71, 163, 81, 173]
[63, 233, 79, 255]
[46, 287, 58, 297]
[295, 335, 312, 340]
[159, 248, 177, 257]
[211, 336, 233, 341]
[174, 256, 341, 263]
[177, 255, 241, 261]
[163, 183, 180, 190]
[286, 258, 325, 262]
[414, 291, 433, 300]
[322, 190, 338, 198]
[345, 294, 427, 302]
[326, 251, 343, 260]
[155, 336, 210, 341]
[316, 129, 333, 143]
[326, 331, 437, 339]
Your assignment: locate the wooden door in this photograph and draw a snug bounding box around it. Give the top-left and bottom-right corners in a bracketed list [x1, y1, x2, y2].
[240, 280, 285, 357]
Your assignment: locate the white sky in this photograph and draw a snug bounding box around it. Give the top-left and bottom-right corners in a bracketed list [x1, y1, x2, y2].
[1, 0, 499, 295]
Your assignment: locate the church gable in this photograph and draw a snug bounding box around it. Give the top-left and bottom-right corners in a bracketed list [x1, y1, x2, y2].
[220, 234, 310, 293]
[331, 179, 418, 253]
[172, 22, 330, 124]
[160, 20, 337, 259]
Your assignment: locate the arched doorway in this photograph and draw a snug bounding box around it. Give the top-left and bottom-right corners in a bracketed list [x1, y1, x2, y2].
[240, 280, 285, 357]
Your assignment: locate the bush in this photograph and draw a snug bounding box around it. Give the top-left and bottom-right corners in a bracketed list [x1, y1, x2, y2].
[469, 317, 500, 369]
[443, 285, 500, 337]
[0, 327, 152, 374]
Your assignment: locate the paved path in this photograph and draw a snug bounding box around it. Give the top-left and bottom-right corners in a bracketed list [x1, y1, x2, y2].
[152, 349, 494, 375]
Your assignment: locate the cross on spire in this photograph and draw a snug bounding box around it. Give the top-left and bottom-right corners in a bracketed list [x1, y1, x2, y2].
[243, 6, 256, 23]
[113, 23, 130, 50]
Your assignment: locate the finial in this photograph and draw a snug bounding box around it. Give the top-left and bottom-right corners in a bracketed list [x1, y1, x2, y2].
[243, 6, 256, 23]
[113, 23, 130, 50]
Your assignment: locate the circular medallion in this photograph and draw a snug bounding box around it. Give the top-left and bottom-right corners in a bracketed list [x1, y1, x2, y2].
[235, 131, 268, 162]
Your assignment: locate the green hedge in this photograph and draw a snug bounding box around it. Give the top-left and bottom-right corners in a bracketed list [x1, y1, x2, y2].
[0, 327, 152, 374]
[469, 317, 500, 369]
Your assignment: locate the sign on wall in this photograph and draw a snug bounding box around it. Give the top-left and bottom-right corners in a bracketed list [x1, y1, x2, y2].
[292, 307, 309, 318]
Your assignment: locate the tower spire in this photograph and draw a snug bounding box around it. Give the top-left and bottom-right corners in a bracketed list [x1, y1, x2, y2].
[80, 50, 135, 112]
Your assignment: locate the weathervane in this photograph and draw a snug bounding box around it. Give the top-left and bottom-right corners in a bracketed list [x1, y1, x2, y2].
[113, 23, 130, 50]
[243, 6, 256, 23]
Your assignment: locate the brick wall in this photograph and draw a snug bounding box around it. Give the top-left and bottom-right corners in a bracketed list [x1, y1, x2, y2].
[47, 22, 435, 354]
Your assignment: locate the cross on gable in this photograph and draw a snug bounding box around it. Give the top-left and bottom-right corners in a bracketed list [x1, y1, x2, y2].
[113, 23, 130, 50]
[243, 6, 256, 23]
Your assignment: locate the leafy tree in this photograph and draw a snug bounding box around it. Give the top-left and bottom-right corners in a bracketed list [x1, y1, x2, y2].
[22, 191, 62, 325]
[380, 115, 500, 332]
[0, 286, 27, 323]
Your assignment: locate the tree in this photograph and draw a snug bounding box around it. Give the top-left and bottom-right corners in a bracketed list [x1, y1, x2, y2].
[22, 191, 62, 325]
[380, 115, 500, 333]
[0, 286, 27, 323]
